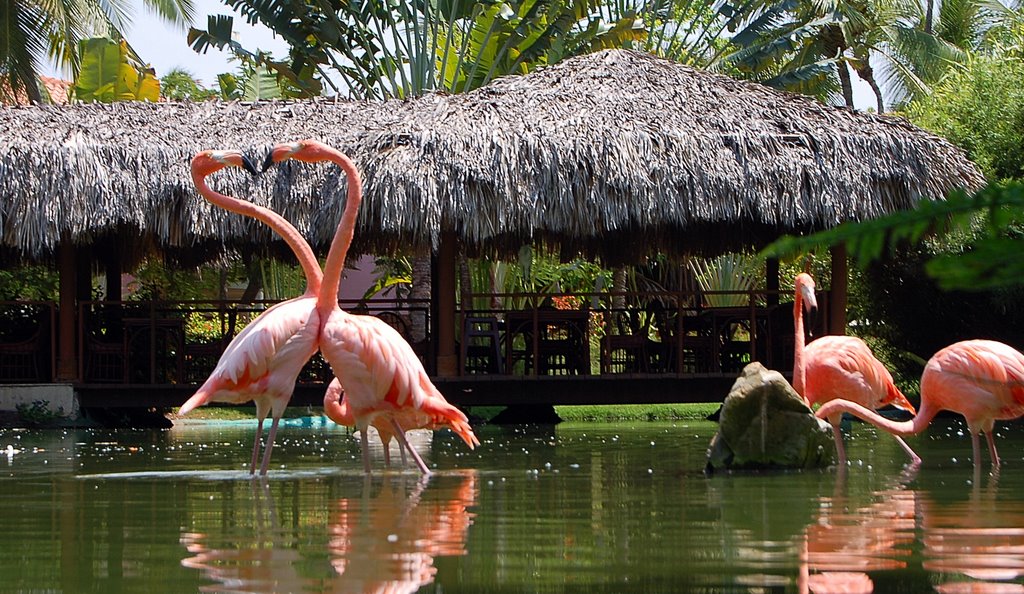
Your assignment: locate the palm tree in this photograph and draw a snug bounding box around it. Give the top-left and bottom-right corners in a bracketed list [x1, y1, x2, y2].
[188, 0, 654, 99]
[0, 0, 194, 103]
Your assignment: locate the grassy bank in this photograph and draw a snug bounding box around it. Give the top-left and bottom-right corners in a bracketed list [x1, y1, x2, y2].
[170, 403, 721, 423]
[553, 403, 720, 422]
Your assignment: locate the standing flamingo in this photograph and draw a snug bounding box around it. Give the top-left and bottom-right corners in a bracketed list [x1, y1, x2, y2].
[792, 273, 919, 466]
[816, 339, 1024, 470]
[179, 149, 323, 475]
[323, 378, 410, 469]
[265, 139, 479, 475]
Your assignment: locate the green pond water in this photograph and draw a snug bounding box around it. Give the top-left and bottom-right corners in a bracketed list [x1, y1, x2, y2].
[2, 414, 1024, 593]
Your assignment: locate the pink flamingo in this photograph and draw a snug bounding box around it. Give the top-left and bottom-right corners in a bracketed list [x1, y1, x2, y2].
[816, 339, 1024, 469]
[179, 149, 324, 475]
[323, 379, 411, 469]
[792, 273, 919, 466]
[265, 139, 479, 475]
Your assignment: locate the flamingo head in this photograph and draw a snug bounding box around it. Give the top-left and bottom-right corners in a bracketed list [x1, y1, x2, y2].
[190, 149, 259, 178]
[322, 379, 355, 426]
[795, 273, 817, 312]
[883, 387, 918, 415]
[262, 139, 330, 171]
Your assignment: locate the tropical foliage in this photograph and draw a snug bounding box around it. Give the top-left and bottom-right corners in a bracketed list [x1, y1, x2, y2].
[764, 181, 1024, 291]
[0, 0, 193, 103]
[73, 38, 160, 102]
[903, 22, 1024, 179]
[160, 68, 219, 101]
[688, 253, 763, 307]
[184, 0, 1020, 110]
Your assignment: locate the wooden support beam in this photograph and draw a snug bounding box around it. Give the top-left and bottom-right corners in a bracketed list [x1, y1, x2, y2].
[766, 257, 780, 307]
[829, 244, 848, 335]
[435, 231, 458, 376]
[56, 236, 78, 381]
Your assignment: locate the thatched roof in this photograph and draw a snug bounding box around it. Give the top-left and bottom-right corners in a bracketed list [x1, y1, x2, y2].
[0, 49, 984, 266]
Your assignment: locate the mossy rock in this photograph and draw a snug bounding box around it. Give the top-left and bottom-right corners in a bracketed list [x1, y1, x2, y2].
[706, 362, 835, 472]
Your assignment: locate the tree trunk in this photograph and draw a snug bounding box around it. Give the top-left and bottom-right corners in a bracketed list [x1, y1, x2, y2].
[612, 268, 627, 310]
[240, 257, 263, 302]
[824, 25, 855, 108]
[853, 59, 886, 113]
[458, 255, 472, 309]
[839, 58, 855, 108]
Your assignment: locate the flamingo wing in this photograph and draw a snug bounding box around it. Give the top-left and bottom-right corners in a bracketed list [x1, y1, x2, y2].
[322, 313, 424, 409]
[926, 340, 1024, 422]
[805, 336, 906, 411]
[180, 297, 319, 414]
[322, 313, 478, 448]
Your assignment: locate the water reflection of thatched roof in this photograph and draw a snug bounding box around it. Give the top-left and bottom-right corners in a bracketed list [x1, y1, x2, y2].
[0, 49, 983, 266]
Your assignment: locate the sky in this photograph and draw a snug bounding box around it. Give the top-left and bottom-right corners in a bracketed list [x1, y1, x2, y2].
[46, 0, 287, 88]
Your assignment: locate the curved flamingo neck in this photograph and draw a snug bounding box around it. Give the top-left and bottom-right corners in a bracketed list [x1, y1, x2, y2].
[316, 148, 363, 314]
[815, 398, 937, 437]
[793, 289, 806, 398]
[192, 170, 322, 296]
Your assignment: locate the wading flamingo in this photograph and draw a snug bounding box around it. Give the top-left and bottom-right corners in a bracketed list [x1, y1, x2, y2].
[323, 378, 410, 469]
[179, 149, 323, 475]
[816, 339, 1024, 470]
[793, 273, 919, 466]
[265, 139, 479, 475]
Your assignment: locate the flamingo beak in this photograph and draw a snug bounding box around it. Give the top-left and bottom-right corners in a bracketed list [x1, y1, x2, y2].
[890, 391, 918, 415]
[261, 149, 277, 173]
[806, 305, 817, 337]
[261, 143, 301, 173]
[800, 284, 818, 336]
[240, 154, 259, 176]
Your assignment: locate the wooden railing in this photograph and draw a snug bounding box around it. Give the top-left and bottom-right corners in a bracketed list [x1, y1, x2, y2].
[75, 298, 430, 385]
[0, 289, 827, 385]
[0, 301, 56, 383]
[458, 289, 829, 377]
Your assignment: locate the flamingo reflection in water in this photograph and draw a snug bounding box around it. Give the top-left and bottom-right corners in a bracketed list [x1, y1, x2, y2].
[180, 480, 307, 593]
[179, 472, 477, 593]
[797, 466, 919, 594]
[922, 470, 1024, 593]
[798, 465, 1024, 593]
[327, 471, 478, 593]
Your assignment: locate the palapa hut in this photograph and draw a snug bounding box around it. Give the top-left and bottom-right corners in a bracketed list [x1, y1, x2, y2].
[0, 49, 983, 386]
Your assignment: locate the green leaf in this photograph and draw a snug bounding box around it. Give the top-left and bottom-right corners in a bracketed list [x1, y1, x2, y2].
[762, 180, 1024, 290]
[74, 38, 161, 103]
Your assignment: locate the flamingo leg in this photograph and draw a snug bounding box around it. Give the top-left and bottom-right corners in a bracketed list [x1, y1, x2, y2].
[972, 431, 983, 471]
[397, 436, 408, 470]
[258, 415, 281, 476]
[831, 421, 847, 467]
[391, 418, 430, 475]
[382, 437, 392, 469]
[892, 436, 922, 465]
[361, 428, 371, 474]
[249, 417, 265, 474]
[987, 432, 1000, 467]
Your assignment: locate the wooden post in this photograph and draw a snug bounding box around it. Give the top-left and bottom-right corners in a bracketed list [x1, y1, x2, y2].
[56, 236, 78, 381]
[766, 257, 780, 307]
[829, 244, 848, 336]
[105, 252, 122, 302]
[435, 231, 458, 377]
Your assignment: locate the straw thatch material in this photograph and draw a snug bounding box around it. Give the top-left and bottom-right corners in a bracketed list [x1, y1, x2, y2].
[0, 49, 984, 266]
